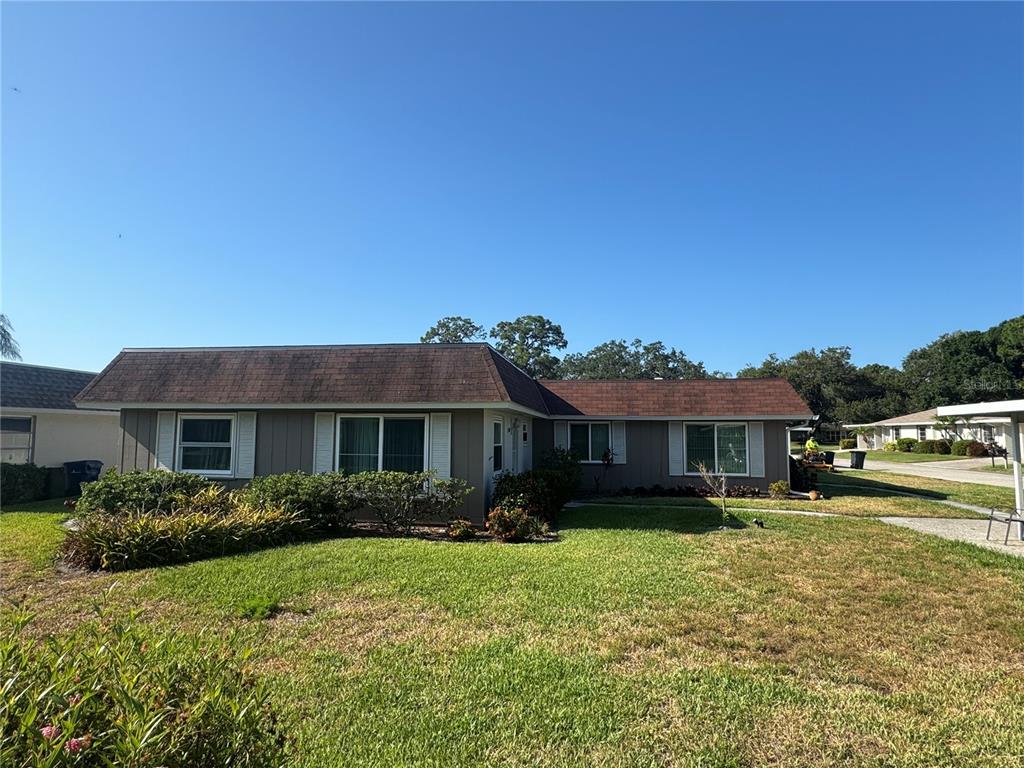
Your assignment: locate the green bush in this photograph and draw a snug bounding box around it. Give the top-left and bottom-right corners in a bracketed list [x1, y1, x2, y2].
[0, 598, 287, 767]
[838, 438, 857, 449]
[59, 504, 307, 571]
[349, 471, 471, 533]
[951, 439, 974, 456]
[966, 441, 989, 457]
[913, 439, 936, 454]
[493, 470, 558, 521]
[533, 448, 582, 512]
[0, 463, 48, 505]
[240, 471, 357, 530]
[896, 437, 918, 452]
[486, 503, 548, 542]
[75, 469, 214, 516]
[883, 441, 898, 452]
[933, 439, 952, 454]
[768, 480, 790, 499]
[447, 517, 477, 541]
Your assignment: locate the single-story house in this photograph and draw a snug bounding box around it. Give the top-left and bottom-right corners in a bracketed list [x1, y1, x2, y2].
[844, 408, 1013, 451]
[1, 361, 120, 471]
[75, 344, 814, 521]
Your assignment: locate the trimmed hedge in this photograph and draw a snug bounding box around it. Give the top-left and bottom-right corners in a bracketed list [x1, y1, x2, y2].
[0, 599, 287, 766]
[0, 463, 48, 505]
[950, 439, 984, 456]
[240, 471, 358, 530]
[933, 439, 952, 455]
[838, 438, 857, 449]
[913, 439, 936, 454]
[896, 437, 918, 452]
[76, 469, 213, 516]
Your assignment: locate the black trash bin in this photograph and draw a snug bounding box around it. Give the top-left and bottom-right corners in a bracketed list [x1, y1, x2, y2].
[64, 460, 103, 497]
[848, 450, 866, 470]
[823, 451, 836, 466]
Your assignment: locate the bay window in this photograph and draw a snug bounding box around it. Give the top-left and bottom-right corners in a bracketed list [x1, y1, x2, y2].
[685, 422, 748, 475]
[337, 415, 427, 473]
[569, 422, 611, 463]
[178, 415, 234, 475]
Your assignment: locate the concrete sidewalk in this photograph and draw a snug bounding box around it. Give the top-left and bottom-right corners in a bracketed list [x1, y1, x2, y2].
[832, 455, 1014, 487]
[881, 516, 1024, 558]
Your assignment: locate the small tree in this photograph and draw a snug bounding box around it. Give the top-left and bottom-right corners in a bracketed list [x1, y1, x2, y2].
[695, 461, 729, 523]
[593, 447, 615, 494]
[934, 415, 968, 442]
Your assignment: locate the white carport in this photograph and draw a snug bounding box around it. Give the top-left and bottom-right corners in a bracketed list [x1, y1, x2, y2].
[937, 399, 1024, 540]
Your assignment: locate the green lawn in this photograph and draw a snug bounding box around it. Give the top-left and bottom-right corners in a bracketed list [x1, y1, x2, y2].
[2, 499, 1023, 766]
[826, 470, 1016, 510]
[973, 464, 1014, 474]
[860, 450, 963, 463]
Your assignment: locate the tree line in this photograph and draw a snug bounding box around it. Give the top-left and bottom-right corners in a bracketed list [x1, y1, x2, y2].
[422, 314, 1024, 425]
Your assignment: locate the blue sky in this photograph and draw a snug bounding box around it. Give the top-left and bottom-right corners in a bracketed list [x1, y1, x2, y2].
[3, 2, 1021, 375]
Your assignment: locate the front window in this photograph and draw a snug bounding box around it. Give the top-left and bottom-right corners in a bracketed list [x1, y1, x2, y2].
[918, 426, 927, 441]
[569, 422, 611, 462]
[982, 425, 994, 443]
[178, 415, 234, 475]
[337, 415, 427, 473]
[1, 416, 33, 464]
[685, 422, 748, 475]
[492, 420, 503, 472]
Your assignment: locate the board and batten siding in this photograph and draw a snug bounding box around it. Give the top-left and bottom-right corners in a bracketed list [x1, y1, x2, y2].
[533, 419, 790, 492]
[116, 408, 489, 521]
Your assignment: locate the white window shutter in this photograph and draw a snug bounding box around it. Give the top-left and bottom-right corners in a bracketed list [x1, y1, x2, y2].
[313, 412, 335, 473]
[612, 421, 627, 464]
[155, 411, 176, 470]
[668, 421, 684, 476]
[748, 422, 765, 478]
[429, 413, 452, 479]
[554, 421, 568, 450]
[236, 412, 257, 479]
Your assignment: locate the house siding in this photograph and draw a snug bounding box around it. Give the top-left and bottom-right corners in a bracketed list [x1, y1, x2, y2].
[533, 419, 789, 493]
[116, 407, 488, 521]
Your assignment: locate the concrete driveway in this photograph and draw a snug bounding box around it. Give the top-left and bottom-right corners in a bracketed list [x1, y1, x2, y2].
[882, 516, 1024, 558]
[832, 455, 1014, 487]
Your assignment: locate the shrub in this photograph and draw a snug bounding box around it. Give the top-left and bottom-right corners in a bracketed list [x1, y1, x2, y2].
[913, 439, 936, 454]
[535, 448, 582, 506]
[768, 480, 790, 499]
[240, 471, 357, 530]
[59, 504, 307, 571]
[839, 438, 857, 449]
[493, 470, 559, 521]
[883, 441, 898, 452]
[75, 469, 214, 517]
[951, 439, 975, 456]
[447, 517, 477, 541]
[933, 439, 952, 454]
[966, 440, 989, 457]
[348, 471, 471, 533]
[0, 463, 48, 505]
[896, 437, 918, 452]
[486, 504, 548, 542]
[0, 598, 287, 767]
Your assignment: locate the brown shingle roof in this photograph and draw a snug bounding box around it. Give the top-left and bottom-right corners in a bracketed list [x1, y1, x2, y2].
[538, 378, 812, 418]
[75, 344, 545, 410]
[76, 344, 812, 419]
[1, 362, 99, 410]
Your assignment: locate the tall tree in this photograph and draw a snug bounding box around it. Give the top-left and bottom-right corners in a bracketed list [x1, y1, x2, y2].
[560, 338, 721, 380]
[489, 315, 567, 378]
[421, 316, 486, 344]
[0, 314, 21, 360]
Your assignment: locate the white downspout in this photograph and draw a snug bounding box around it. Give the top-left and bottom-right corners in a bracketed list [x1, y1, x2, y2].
[1011, 415, 1023, 541]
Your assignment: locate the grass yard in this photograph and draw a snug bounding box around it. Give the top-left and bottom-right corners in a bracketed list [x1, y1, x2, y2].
[973, 464, 1013, 474]
[2, 497, 1023, 767]
[827, 470, 1017, 510]
[859, 450, 963, 463]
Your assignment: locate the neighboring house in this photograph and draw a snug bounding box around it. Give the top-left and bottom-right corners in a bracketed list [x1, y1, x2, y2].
[0, 362, 120, 471]
[844, 407, 1012, 450]
[75, 344, 814, 521]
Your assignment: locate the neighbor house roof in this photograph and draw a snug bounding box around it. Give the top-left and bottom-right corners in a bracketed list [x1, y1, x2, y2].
[538, 378, 811, 418]
[75, 344, 551, 413]
[1, 362, 100, 411]
[76, 344, 813, 419]
[845, 407, 1011, 428]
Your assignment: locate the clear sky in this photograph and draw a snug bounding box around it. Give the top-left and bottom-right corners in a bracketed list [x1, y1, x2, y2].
[3, 2, 1022, 375]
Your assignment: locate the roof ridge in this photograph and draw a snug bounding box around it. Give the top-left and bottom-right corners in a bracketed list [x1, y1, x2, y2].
[0, 361, 98, 375]
[119, 342, 494, 353]
[480, 347, 514, 404]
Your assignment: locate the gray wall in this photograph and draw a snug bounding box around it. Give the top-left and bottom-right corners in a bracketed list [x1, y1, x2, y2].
[533, 418, 790, 493]
[120, 410, 156, 471]
[117, 408, 488, 521]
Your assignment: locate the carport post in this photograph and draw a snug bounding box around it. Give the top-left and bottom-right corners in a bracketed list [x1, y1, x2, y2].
[1012, 414, 1023, 541]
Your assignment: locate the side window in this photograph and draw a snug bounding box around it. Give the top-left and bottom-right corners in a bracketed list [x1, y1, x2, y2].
[492, 420, 503, 472]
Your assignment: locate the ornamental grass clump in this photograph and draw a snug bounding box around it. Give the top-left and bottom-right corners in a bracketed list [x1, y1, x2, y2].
[0, 595, 287, 767]
[60, 503, 307, 571]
